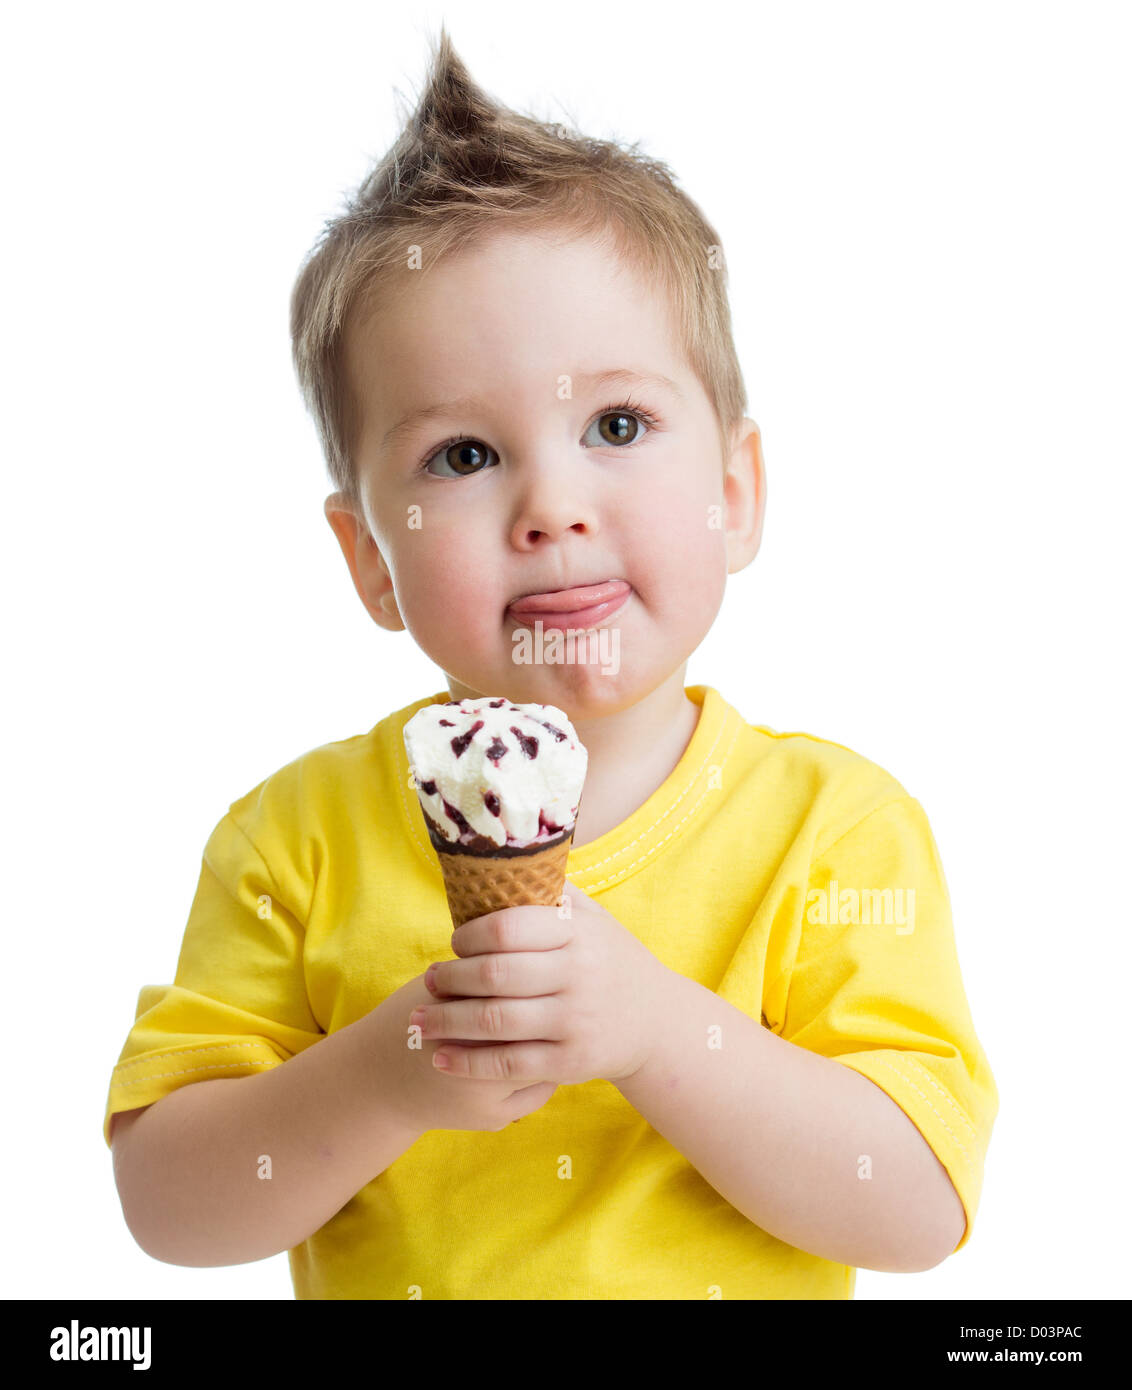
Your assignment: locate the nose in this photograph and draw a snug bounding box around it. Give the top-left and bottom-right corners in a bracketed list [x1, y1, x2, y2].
[508, 462, 599, 550]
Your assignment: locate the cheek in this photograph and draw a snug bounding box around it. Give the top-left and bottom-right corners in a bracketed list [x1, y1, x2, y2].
[626, 477, 728, 618]
[392, 525, 505, 644]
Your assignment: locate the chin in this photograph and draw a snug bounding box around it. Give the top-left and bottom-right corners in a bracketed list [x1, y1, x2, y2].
[536, 668, 644, 719]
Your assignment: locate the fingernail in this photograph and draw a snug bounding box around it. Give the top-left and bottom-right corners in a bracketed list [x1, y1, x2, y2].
[424, 964, 438, 992]
[409, 1008, 427, 1029]
[433, 1051, 450, 1070]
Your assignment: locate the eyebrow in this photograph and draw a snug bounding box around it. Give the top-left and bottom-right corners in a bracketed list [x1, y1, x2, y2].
[379, 368, 685, 452]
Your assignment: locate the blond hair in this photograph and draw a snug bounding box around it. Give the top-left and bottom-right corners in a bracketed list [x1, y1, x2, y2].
[290, 24, 747, 510]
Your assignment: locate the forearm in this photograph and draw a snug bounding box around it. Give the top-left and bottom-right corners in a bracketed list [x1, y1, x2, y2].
[113, 1012, 423, 1267]
[615, 970, 966, 1272]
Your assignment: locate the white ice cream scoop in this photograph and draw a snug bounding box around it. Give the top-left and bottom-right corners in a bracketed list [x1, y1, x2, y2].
[403, 697, 588, 851]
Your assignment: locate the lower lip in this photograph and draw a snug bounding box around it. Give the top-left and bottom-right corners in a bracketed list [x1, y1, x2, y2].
[507, 587, 630, 631]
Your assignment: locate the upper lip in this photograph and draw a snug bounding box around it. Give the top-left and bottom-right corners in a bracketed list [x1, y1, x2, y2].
[507, 578, 629, 613]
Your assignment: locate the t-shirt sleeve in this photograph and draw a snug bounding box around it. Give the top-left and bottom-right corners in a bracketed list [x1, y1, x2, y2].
[767, 794, 998, 1254]
[102, 809, 325, 1149]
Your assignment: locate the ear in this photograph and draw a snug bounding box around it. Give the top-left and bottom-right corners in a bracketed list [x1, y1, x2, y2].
[722, 419, 767, 575]
[323, 492, 405, 632]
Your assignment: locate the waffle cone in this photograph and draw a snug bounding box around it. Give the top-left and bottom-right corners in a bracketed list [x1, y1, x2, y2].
[433, 833, 574, 928]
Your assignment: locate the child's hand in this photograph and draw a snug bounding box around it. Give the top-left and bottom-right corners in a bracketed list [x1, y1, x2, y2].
[368, 973, 558, 1135]
[413, 881, 673, 1085]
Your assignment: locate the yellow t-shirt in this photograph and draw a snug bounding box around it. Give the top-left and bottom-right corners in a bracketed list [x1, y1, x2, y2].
[103, 685, 997, 1299]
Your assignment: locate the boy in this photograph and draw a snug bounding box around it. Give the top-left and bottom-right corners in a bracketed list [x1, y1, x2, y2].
[104, 27, 997, 1299]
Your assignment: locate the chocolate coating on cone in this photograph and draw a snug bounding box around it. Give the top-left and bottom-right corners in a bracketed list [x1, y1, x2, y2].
[421, 809, 572, 858]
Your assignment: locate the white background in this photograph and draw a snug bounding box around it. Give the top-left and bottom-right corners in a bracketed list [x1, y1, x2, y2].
[5, 0, 1129, 1303]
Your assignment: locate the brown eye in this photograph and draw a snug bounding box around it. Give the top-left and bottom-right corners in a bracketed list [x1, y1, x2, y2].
[445, 441, 488, 474]
[596, 411, 642, 445]
[425, 439, 497, 478]
[584, 406, 653, 448]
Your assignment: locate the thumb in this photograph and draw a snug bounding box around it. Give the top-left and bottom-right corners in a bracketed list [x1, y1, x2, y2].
[558, 877, 589, 912]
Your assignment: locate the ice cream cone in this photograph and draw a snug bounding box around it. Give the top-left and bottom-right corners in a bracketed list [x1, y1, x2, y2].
[403, 696, 587, 930]
[428, 818, 574, 928]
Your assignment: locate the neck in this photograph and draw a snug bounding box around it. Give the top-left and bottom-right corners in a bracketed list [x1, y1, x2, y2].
[570, 676, 700, 847]
[443, 667, 701, 849]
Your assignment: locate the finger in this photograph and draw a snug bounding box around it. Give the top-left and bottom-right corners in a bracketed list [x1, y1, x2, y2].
[414, 995, 563, 1042]
[452, 903, 574, 958]
[504, 1081, 558, 1122]
[427, 949, 564, 999]
[432, 1040, 560, 1081]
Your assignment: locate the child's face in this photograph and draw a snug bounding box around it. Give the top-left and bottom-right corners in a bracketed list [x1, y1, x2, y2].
[332, 228, 762, 713]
